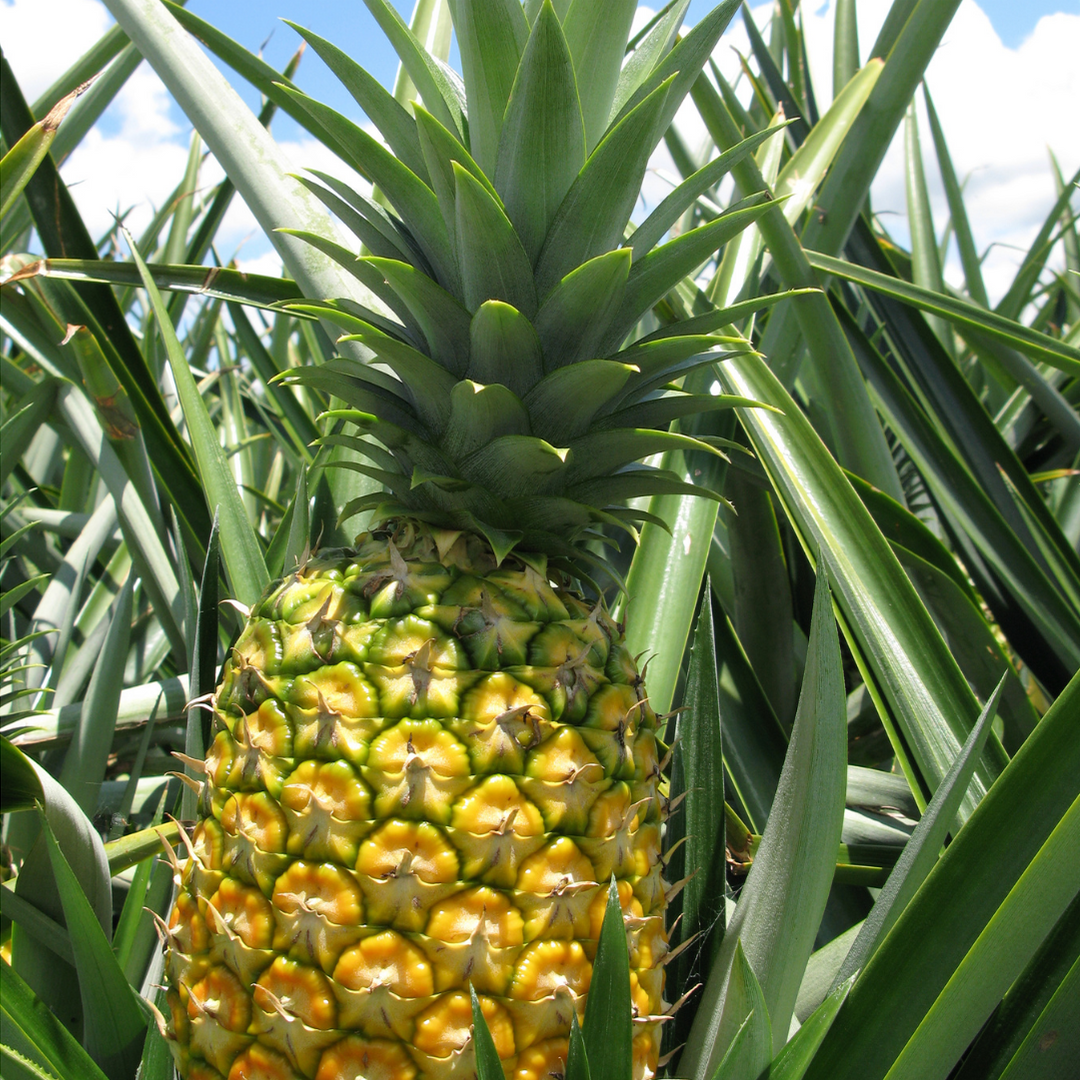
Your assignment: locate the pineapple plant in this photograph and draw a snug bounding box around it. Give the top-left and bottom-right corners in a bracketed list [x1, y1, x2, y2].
[158, 2, 770, 1077]
[5, 2, 1078, 1080]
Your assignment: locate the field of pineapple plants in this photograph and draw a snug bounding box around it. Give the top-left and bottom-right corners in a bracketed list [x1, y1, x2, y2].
[1, 1, 1078, 1078]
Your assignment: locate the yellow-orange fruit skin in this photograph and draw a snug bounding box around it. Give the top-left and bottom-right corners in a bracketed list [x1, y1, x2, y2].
[165, 524, 668, 1079]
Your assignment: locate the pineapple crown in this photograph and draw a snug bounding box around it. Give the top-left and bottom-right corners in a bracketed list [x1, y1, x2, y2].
[277, 0, 774, 579]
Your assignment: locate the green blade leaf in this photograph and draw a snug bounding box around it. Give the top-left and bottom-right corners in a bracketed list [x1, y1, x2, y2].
[767, 975, 855, 1080]
[38, 812, 146, 1080]
[365, 257, 472, 377]
[923, 84, 988, 308]
[612, 193, 775, 345]
[707, 942, 772, 1080]
[283, 20, 429, 182]
[360, 0, 465, 138]
[534, 76, 674, 299]
[684, 567, 846, 1076]
[453, 162, 537, 316]
[582, 878, 633, 1080]
[7, 258, 301, 310]
[466, 300, 544, 398]
[447, 0, 529, 174]
[806, 250, 1080, 377]
[564, 1011, 593, 1080]
[631, 122, 788, 260]
[609, 0, 688, 121]
[0, 962, 109, 1080]
[954, 892, 1080, 1080]
[56, 575, 133, 818]
[840, 304, 1080, 681]
[533, 249, 631, 371]
[470, 986, 507, 1080]
[835, 678, 1004, 988]
[494, 0, 585, 265]
[0, 736, 44, 813]
[277, 84, 459, 294]
[562, 0, 637, 153]
[666, 585, 727, 1046]
[0, 82, 87, 218]
[125, 232, 270, 609]
[803, 671, 1080, 1080]
[523, 360, 635, 443]
[717, 350, 1004, 816]
[443, 380, 530, 460]
[97, 0, 385, 322]
[0, 380, 59, 491]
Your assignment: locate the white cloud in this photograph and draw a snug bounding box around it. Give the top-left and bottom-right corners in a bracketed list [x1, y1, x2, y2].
[652, 0, 1080, 304]
[2, 0, 112, 102]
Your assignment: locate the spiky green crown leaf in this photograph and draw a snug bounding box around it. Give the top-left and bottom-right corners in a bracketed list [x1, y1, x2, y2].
[280, 0, 773, 570]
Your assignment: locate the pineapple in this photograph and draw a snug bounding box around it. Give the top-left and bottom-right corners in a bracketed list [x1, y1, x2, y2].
[163, 1, 764, 1077]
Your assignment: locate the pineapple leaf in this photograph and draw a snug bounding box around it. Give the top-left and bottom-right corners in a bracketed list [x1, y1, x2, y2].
[597, 392, 762, 434]
[414, 104, 500, 239]
[0, 382, 58, 490]
[461, 513, 523, 566]
[708, 942, 772, 1080]
[0, 961, 109, 1080]
[524, 359, 636, 443]
[665, 586, 726, 1047]
[7, 256, 303, 311]
[282, 366, 424, 434]
[615, 0, 739, 141]
[631, 122, 791, 260]
[633, 289, 819, 343]
[611, 193, 777, 348]
[807, 250, 1080, 377]
[443, 381, 531, 461]
[834, 678, 1004, 990]
[765, 975, 855, 1080]
[609, 0, 689, 121]
[494, 0, 585, 266]
[534, 76, 674, 299]
[533, 249, 631, 372]
[283, 20, 430, 183]
[365, 257, 472, 377]
[277, 229, 417, 333]
[562, 0, 638, 154]
[57, 576, 134, 818]
[804, 672, 1080, 1080]
[460, 435, 568, 498]
[446, 0, 529, 175]
[277, 85, 460, 294]
[183, 513, 220, 818]
[683, 567, 845, 1075]
[360, 0, 466, 138]
[337, 324, 458, 435]
[0, 735, 43, 813]
[564, 429, 727, 485]
[453, 163, 537, 316]
[467, 301, 545, 397]
[298, 171, 424, 266]
[469, 986, 506, 1080]
[719, 349, 1003, 811]
[571, 467, 725, 509]
[582, 878, 633, 1080]
[38, 810, 147, 1080]
[126, 232, 270, 609]
[564, 1011, 592, 1080]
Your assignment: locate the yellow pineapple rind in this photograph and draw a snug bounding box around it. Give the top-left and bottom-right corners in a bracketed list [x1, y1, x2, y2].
[166, 522, 668, 1080]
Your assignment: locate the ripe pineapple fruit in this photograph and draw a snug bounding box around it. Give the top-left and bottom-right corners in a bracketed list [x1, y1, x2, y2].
[163, 1, 766, 1077]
